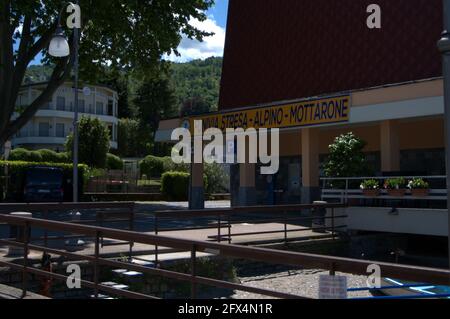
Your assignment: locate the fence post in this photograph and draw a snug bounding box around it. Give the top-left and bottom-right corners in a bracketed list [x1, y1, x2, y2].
[129, 206, 134, 261]
[191, 245, 197, 299]
[94, 231, 100, 299]
[284, 210, 288, 245]
[331, 207, 336, 240]
[228, 217, 232, 244]
[154, 216, 159, 267]
[21, 222, 30, 299]
[329, 262, 336, 276]
[217, 214, 221, 243]
[44, 209, 49, 249]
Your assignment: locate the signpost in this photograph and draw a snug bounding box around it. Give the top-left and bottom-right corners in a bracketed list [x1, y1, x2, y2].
[438, 0, 450, 269]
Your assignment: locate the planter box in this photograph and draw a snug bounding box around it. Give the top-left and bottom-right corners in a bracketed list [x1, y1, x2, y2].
[387, 189, 406, 197]
[411, 189, 430, 197]
[362, 189, 380, 197]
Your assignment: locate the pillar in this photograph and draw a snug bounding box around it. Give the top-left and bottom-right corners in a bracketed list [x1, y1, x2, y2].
[237, 163, 256, 207]
[380, 120, 400, 173]
[189, 127, 205, 209]
[301, 128, 320, 204]
[189, 162, 205, 209]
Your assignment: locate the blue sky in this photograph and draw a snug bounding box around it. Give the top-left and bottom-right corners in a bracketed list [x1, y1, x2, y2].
[25, 0, 229, 65]
[165, 0, 229, 62]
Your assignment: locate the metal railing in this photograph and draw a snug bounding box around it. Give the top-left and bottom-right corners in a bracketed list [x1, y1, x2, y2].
[1, 213, 450, 299]
[0, 202, 136, 259]
[153, 203, 347, 242]
[321, 176, 447, 204]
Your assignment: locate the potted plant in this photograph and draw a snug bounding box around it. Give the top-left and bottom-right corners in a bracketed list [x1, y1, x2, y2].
[384, 178, 407, 197]
[408, 178, 430, 197]
[360, 179, 380, 197]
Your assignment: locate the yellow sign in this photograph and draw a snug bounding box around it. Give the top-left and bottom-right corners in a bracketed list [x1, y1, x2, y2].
[189, 95, 350, 132]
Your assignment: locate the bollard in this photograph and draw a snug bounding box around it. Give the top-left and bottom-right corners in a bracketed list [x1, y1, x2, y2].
[7, 212, 32, 257]
[312, 201, 327, 233]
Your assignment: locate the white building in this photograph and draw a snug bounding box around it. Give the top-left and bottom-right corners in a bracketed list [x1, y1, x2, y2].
[12, 82, 119, 151]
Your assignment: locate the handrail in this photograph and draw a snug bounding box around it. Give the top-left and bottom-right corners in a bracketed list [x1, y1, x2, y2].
[321, 176, 446, 181]
[1, 214, 450, 288]
[0, 202, 135, 212]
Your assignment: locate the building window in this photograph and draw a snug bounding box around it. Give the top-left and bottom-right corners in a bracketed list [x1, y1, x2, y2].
[96, 102, 104, 115]
[56, 96, 65, 111]
[56, 123, 65, 138]
[108, 100, 114, 116]
[78, 99, 85, 113]
[38, 122, 50, 137]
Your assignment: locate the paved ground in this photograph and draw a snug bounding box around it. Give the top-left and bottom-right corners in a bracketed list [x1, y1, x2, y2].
[0, 284, 49, 299]
[1, 200, 329, 263]
[231, 269, 373, 299]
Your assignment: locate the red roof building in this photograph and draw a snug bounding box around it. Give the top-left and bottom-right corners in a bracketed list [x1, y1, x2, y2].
[219, 0, 443, 110]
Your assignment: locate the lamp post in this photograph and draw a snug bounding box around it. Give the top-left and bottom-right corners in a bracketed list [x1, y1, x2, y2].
[49, 1, 80, 203]
[438, 0, 450, 268]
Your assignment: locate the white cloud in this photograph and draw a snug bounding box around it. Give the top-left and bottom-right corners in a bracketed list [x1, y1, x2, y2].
[165, 16, 225, 62]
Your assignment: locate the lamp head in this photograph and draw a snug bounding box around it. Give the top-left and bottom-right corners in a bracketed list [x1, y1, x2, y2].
[49, 26, 70, 57]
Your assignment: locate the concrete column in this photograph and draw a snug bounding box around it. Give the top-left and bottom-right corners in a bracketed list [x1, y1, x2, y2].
[380, 120, 400, 173]
[237, 163, 256, 206]
[189, 162, 205, 209]
[190, 125, 205, 209]
[301, 128, 321, 204]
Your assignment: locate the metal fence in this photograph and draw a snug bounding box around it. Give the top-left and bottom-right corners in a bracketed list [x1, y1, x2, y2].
[321, 176, 447, 206]
[0, 209, 450, 299]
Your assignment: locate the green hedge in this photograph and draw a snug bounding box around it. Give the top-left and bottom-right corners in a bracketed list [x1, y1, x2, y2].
[140, 156, 165, 178]
[0, 161, 88, 202]
[161, 171, 209, 201]
[161, 172, 190, 201]
[9, 148, 70, 164]
[106, 153, 124, 170]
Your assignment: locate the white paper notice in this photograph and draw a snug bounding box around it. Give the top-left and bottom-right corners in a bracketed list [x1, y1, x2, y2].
[319, 275, 348, 299]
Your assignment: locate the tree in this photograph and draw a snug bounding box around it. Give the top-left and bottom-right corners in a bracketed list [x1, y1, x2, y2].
[0, 0, 214, 145]
[65, 116, 110, 168]
[117, 118, 151, 158]
[180, 95, 211, 117]
[132, 73, 178, 149]
[323, 132, 370, 178]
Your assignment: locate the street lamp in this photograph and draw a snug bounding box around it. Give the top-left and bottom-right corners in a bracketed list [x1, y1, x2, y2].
[438, 0, 450, 268]
[49, 1, 80, 203]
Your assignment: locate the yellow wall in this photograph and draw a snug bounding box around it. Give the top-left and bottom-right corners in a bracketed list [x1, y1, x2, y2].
[278, 117, 444, 158]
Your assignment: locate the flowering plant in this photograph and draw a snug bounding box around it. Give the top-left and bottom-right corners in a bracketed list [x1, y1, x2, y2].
[384, 178, 406, 190]
[360, 179, 380, 190]
[408, 178, 429, 190]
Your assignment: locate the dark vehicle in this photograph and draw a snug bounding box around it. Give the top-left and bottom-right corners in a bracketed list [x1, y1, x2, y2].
[24, 167, 64, 203]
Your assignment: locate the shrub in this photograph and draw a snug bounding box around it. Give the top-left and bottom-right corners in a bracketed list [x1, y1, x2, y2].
[204, 163, 229, 194]
[8, 148, 31, 161]
[106, 153, 124, 170]
[37, 149, 69, 163]
[323, 133, 370, 178]
[162, 156, 189, 173]
[66, 116, 110, 168]
[140, 156, 165, 178]
[9, 148, 69, 164]
[161, 171, 190, 201]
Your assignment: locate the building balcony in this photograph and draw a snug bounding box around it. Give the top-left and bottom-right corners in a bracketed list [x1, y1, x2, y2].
[320, 175, 449, 237]
[12, 136, 118, 150]
[35, 109, 118, 124]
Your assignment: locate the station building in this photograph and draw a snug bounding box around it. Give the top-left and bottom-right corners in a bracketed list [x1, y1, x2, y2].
[156, 0, 447, 210]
